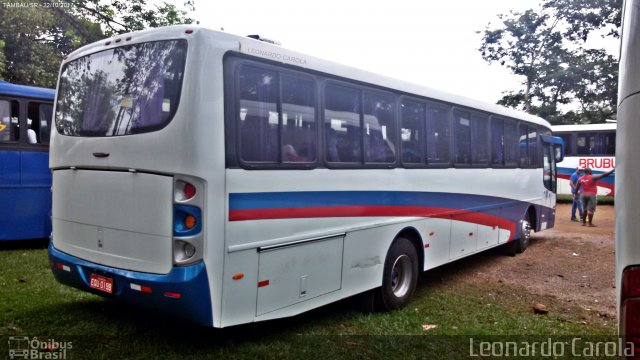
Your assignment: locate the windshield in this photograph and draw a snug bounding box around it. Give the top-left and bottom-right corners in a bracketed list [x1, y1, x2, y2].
[55, 39, 187, 137]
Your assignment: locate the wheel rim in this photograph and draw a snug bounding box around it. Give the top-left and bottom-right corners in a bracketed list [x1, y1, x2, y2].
[391, 254, 413, 298]
[521, 219, 531, 246]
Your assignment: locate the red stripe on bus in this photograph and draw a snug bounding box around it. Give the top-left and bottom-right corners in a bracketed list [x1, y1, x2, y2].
[229, 206, 516, 240]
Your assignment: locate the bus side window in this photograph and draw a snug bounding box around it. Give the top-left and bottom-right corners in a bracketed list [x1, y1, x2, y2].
[27, 102, 53, 145]
[426, 103, 450, 165]
[0, 99, 20, 143]
[471, 113, 489, 166]
[518, 123, 529, 167]
[528, 127, 538, 167]
[491, 117, 505, 166]
[453, 109, 471, 165]
[281, 75, 316, 163]
[558, 133, 572, 156]
[238, 67, 279, 163]
[325, 84, 361, 164]
[400, 99, 425, 165]
[39, 103, 53, 144]
[504, 120, 518, 167]
[576, 133, 595, 155]
[364, 91, 396, 164]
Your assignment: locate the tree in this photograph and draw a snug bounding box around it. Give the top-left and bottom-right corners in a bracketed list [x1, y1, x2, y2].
[0, 0, 195, 88]
[64, 0, 195, 36]
[479, 0, 621, 124]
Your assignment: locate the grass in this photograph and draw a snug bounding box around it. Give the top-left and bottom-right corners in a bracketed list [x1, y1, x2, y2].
[0, 240, 616, 359]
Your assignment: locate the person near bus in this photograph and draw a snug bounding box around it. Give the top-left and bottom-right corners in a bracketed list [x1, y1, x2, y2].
[575, 167, 615, 227]
[569, 166, 584, 221]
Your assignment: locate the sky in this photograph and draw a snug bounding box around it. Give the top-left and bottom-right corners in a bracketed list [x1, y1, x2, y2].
[191, 0, 543, 104]
[192, 0, 619, 105]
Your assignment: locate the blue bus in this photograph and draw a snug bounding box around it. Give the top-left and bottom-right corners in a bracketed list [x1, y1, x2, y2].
[0, 81, 55, 240]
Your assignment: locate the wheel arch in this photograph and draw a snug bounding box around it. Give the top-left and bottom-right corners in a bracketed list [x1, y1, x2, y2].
[394, 227, 424, 271]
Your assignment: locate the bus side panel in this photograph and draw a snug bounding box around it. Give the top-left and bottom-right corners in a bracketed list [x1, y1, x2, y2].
[0, 150, 51, 240]
[557, 156, 615, 196]
[616, 97, 640, 313]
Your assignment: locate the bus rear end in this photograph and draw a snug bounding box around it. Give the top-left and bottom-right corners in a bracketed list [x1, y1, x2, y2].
[48, 27, 227, 326]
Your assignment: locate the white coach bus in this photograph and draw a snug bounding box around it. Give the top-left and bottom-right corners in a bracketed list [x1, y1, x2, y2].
[48, 26, 563, 327]
[617, 0, 640, 348]
[553, 123, 616, 196]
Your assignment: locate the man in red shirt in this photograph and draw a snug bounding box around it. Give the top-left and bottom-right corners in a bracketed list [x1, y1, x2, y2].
[575, 167, 615, 226]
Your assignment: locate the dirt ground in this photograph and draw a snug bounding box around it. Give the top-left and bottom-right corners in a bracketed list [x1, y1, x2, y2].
[434, 203, 616, 324]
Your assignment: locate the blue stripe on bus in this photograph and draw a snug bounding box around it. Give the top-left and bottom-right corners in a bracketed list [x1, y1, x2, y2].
[229, 191, 524, 211]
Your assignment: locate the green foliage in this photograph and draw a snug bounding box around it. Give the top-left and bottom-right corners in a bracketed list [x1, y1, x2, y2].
[479, 0, 621, 124]
[67, 0, 196, 36]
[0, 0, 196, 88]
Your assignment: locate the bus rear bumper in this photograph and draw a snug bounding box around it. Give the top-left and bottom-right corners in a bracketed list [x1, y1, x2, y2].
[48, 242, 213, 326]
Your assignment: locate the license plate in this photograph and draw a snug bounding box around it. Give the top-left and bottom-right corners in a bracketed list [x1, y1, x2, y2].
[89, 274, 113, 294]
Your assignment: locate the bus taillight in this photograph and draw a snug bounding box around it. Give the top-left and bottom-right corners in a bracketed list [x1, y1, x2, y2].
[173, 176, 204, 266]
[183, 183, 196, 200]
[621, 266, 640, 352]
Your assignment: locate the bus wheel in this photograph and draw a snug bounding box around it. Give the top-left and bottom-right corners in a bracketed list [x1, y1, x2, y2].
[377, 238, 419, 310]
[514, 213, 532, 254]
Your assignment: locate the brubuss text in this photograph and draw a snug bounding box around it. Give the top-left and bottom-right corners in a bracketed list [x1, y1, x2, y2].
[578, 157, 615, 169]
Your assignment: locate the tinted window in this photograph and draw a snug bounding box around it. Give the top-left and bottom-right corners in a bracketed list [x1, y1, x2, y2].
[364, 92, 396, 163]
[471, 113, 489, 165]
[56, 39, 187, 137]
[491, 117, 505, 166]
[28, 102, 53, 144]
[0, 99, 19, 142]
[454, 109, 487, 166]
[453, 110, 471, 165]
[576, 132, 595, 155]
[504, 120, 518, 167]
[400, 100, 425, 164]
[281, 75, 316, 163]
[518, 124, 538, 167]
[598, 132, 616, 155]
[239, 67, 279, 162]
[426, 103, 450, 165]
[558, 133, 572, 156]
[325, 85, 361, 163]
[528, 127, 538, 166]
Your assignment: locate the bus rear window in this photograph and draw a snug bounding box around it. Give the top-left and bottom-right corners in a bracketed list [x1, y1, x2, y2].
[55, 39, 187, 137]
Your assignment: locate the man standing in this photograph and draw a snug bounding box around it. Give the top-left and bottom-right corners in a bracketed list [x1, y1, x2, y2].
[569, 167, 584, 221]
[575, 167, 615, 227]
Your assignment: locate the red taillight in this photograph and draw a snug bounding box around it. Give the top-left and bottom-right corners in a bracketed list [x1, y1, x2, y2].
[183, 183, 196, 199]
[623, 267, 640, 299]
[185, 29, 194, 34]
[621, 266, 640, 355]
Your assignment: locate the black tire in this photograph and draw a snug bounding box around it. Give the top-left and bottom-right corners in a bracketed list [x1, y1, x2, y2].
[508, 212, 532, 255]
[377, 237, 419, 310]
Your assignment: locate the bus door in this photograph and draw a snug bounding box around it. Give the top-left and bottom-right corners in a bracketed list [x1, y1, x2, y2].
[540, 135, 564, 230]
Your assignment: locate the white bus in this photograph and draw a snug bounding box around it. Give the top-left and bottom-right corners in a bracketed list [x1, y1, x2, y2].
[617, 0, 640, 348]
[553, 123, 616, 196]
[48, 26, 564, 327]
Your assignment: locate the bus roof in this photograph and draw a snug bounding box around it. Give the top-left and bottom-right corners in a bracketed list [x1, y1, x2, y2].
[0, 80, 55, 101]
[552, 123, 617, 132]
